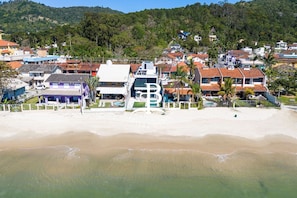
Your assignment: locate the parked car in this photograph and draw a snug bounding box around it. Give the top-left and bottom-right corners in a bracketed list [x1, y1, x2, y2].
[35, 84, 46, 90]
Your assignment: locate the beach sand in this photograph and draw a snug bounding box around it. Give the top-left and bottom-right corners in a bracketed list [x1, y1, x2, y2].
[1, 107, 297, 139]
[1, 107, 297, 154]
[1, 107, 297, 197]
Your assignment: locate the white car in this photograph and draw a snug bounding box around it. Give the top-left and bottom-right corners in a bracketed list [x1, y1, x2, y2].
[35, 84, 46, 90]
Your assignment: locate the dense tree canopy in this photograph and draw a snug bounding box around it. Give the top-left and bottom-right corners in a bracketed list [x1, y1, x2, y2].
[2, 0, 297, 59]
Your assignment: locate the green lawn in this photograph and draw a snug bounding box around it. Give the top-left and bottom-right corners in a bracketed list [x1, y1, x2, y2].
[278, 96, 297, 105]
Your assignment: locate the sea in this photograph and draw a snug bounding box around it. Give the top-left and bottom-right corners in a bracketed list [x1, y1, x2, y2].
[1, 132, 297, 198]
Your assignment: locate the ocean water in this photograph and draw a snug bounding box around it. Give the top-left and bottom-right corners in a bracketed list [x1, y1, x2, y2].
[1, 133, 297, 198]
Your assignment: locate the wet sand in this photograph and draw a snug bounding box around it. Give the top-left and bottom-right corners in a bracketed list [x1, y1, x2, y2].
[1, 107, 297, 198]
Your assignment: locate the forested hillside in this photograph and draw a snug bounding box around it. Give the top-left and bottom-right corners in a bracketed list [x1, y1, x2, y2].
[2, 0, 297, 59]
[0, 0, 122, 33]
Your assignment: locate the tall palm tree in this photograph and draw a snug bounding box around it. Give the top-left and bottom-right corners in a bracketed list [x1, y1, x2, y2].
[263, 51, 277, 87]
[85, 76, 99, 103]
[172, 65, 187, 103]
[188, 82, 203, 109]
[218, 78, 236, 107]
[186, 58, 196, 82]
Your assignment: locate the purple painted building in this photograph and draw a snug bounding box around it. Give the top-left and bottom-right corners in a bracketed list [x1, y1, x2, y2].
[42, 73, 90, 104]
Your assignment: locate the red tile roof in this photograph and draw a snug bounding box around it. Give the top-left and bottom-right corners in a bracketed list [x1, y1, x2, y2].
[7, 61, 22, 69]
[188, 53, 208, 60]
[130, 64, 141, 73]
[164, 87, 192, 95]
[219, 68, 243, 78]
[239, 68, 265, 78]
[156, 64, 175, 73]
[200, 84, 221, 91]
[253, 85, 268, 92]
[199, 68, 221, 77]
[0, 40, 19, 47]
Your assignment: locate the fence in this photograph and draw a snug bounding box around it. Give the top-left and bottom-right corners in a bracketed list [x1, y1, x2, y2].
[162, 102, 200, 110]
[0, 103, 80, 112]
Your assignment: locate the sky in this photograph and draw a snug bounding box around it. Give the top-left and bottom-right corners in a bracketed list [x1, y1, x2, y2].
[21, 0, 240, 13]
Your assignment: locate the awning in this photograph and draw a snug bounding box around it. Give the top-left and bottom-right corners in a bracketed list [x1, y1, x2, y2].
[96, 87, 127, 95]
[42, 89, 82, 96]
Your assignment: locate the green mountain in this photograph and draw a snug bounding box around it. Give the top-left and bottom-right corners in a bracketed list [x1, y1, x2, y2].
[0, 0, 122, 33]
[2, 0, 297, 59]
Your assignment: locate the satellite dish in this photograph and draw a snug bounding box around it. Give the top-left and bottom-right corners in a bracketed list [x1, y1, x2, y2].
[106, 60, 112, 65]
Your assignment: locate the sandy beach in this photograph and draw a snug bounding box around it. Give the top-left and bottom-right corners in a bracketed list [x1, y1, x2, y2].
[1, 107, 297, 197]
[1, 107, 297, 140]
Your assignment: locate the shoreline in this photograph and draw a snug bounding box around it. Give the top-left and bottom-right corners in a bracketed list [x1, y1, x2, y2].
[1, 107, 297, 140]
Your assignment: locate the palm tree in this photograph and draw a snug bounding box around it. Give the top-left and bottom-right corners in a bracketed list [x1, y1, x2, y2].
[263, 51, 277, 78]
[186, 58, 196, 82]
[188, 82, 203, 109]
[218, 78, 236, 107]
[85, 76, 99, 104]
[171, 65, 187, 103]
[263, 51, 277, 69]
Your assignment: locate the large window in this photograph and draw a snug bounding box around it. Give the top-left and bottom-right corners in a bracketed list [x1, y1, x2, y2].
[245, 78, 251, 84]
[253, 78, 263, 83]
[134, 78, 157, 88]
[202, 78, 209, 83]
[210, 77, 220, 82]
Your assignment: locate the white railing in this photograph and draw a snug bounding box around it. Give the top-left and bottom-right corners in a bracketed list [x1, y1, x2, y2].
[0, 103, 79, 112]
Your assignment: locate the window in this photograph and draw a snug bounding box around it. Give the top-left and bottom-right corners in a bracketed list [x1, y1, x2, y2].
[211, 77, 220, 82]
[52, 82, 58, 88]
[202, 78, 209, 83]
[253, 78, 263, 83]
[245, 79, 251, 84]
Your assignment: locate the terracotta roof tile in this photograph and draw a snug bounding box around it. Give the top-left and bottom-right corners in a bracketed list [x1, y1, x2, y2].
[239, 68, 265, 78]
[219, 68, 243, 78]
[253, 85, 268, 92]
[7, 61, 22, 69]
[164, 87, 192, 95]
[199, 68, 221, 77]
[0, 40, 19, 47]
[200, 84, 220, 91]
[156, 64, 175, 73]
[130, 64, 141, 73]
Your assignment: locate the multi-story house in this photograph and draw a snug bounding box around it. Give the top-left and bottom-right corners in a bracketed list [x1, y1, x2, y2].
[196, 67, 267, 97]
[42, 73, 90, 105]
[96, 60, 131, 100]
[17, 64, 62, 88]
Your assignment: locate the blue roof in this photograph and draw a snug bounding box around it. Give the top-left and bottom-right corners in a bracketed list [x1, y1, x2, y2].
[23, 55, 59, 62]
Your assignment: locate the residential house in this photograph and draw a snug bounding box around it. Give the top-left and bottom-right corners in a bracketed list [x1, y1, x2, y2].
[196, 67, 267, 97]
[275, 50, 297, 68]
[0, 31, 19, 56]
[132, 61, 160, 99]
[23, 55, 60, 64]
[58, 60, 100, 76]
[96, 60, 131, 100]
[1, 78, 28, 102]
[42, 73, 90, 105]
[17, 64, 62, 88]
[275, 40, 288, 52]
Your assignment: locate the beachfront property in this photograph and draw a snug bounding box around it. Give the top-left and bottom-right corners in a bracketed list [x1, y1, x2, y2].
[41, 73, 90, 105]
[196, 67, 267, 97]
[96, 60, 132, 100]
[1, 78, 28, 102]
[17, 64, 63, 88]
[95, 60, 163, 108]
